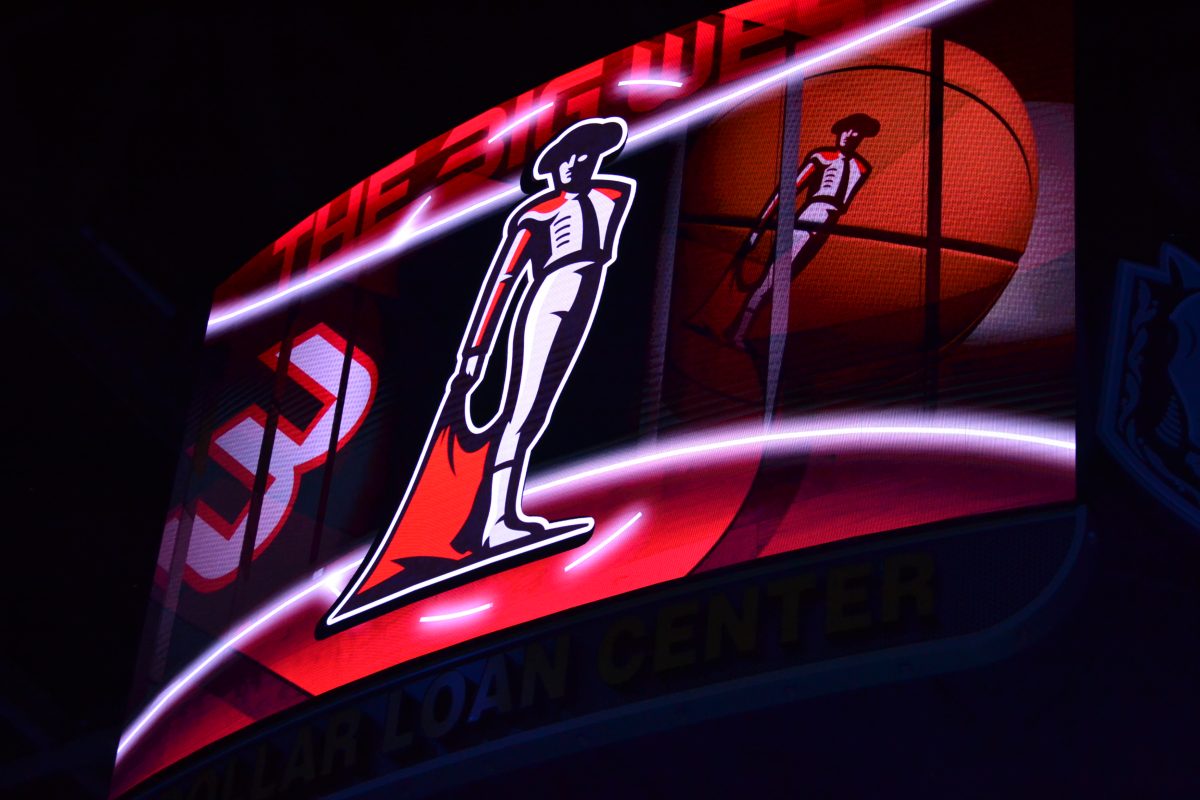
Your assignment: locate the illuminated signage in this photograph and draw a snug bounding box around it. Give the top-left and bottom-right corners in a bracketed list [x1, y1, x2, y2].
[118, 1, 1075, 795]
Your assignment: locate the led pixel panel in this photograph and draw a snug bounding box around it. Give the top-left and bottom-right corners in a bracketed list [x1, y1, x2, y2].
[118, 1, 1074, 794]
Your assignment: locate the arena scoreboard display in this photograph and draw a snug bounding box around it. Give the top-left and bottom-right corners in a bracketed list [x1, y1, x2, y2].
[117, 0, 1076, 796]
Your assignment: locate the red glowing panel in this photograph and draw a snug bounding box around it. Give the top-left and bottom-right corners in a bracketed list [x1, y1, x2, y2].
[119, 0, 1073, 795]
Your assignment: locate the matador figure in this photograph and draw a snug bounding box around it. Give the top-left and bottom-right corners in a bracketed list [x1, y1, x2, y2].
[690, 113, 880, 349]
[326, 117, 636, 624]
[456, 116, 636, 547]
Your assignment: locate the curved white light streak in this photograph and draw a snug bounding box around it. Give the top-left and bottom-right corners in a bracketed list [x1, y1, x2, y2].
[402, 186, 523, 247]
[204, 0, 977, 335]
[627, 0, 969, 147]
[564, 511, 643, 571]
[208, 241, 395, 330]
[527, 420, 1074, 498]
[119, 406, 1067, 761]
[419, 602, 494, 623]
[618, 78, 684, 88]
[207, 188, 521, 333]
[208, 193, 433, 331]
[115, 559, 362, 758]
[389, 194, 432, 245]
[487, 101, 555, 144]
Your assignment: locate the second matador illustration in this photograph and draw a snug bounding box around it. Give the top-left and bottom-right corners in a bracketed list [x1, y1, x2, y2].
[689, 113, 880, 349]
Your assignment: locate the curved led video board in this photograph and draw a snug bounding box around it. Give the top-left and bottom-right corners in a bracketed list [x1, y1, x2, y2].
[119, 1, 1075, 795]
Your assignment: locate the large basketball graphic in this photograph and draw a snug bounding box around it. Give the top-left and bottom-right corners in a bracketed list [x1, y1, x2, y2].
[667, 31, 1039, 421]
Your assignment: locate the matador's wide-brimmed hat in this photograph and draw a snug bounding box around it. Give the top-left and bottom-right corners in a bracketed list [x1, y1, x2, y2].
[532, 117, 628, 182]
[831, 113, 881, 137]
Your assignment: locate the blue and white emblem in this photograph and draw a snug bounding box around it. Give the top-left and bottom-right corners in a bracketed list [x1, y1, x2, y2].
[1101, 245, 1200, 528]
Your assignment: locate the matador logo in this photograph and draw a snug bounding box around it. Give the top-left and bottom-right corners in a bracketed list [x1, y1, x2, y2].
[321, 117, 637, 635]
[688, 112, 880, 349]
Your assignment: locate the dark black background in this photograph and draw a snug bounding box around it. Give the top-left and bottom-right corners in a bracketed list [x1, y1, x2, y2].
[3, 0, 1199, 796]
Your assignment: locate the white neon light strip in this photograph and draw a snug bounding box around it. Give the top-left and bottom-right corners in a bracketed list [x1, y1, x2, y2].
[204, 0, 975, 335]
[115, 561, 360, 757]
[419, 602, 494, 623]
[207, 195, 429, 330]
[118, 408, 1071, 763]
[627, 0, 967, 145]
[399, 186, 522, 246]
[528, 423, 1073, 498]
[618, 78, 684, 88]
[564, 511, 643, 572]
[389, 194, 432, 244]
[207, 188, 519, 331]
[487, 101, 556, 143]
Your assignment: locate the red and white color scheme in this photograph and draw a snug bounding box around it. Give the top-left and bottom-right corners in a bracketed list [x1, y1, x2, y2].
[119, 1, 1073, 796]
[322, 118, 637, 634]
[155, 324, 377, 591]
